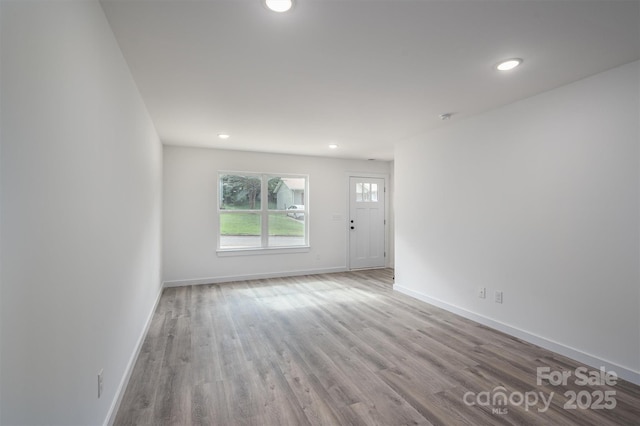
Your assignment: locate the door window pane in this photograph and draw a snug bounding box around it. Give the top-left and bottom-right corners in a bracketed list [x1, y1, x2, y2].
[356, 182, 379, 202]
[371, 183, 378, 202]
[356, 183, 363, 202]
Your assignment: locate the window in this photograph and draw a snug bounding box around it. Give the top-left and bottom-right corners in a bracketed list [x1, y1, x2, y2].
[356, 182, 378, 202]
[218, 173, 308, 251]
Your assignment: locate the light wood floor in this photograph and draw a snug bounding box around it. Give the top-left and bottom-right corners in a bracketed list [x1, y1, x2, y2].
[114, 269, 640, 425]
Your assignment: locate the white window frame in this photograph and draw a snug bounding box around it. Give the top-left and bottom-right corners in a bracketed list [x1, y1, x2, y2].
[217, 172, 310, 256]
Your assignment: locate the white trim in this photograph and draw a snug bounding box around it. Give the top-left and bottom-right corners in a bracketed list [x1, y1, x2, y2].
[103, 285, 164, 426]
[217, 246, 310, 257]
[394, 284, 640, 386]
[163, 266, 347, 287]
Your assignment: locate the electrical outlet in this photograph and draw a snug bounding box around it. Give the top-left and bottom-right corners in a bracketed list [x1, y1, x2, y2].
[98, 369, 104, 398]
[495, 291, 503, 304]
[478, 287, 486, 299]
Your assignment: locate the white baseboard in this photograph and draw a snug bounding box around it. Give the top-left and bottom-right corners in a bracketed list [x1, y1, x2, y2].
[162, 266, 348, 288]
[394, 284, 640, 386]
[103, 284, 165, 426]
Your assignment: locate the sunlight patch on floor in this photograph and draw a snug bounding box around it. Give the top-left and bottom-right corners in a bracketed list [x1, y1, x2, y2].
[235, 284, 381, 311]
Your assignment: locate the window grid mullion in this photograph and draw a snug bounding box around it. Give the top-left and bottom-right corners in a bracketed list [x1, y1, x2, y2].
[261, 176, 268, 248]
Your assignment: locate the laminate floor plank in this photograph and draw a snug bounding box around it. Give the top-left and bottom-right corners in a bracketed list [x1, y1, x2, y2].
[282, 304, 430, 426]
[115, 269, 640, 425]
[377, 368, 474, 426]
[256, 301, 368, 425]
[274, 352, 350, 425]
[113, 311, 170, 425]
[152, 363, 193, 426]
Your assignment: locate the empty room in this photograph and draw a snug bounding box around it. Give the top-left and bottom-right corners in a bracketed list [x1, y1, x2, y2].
[1, 0, 639, 425]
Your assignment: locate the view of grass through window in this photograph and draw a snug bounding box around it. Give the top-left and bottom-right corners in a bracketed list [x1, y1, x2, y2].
[219, 174, 307, 249]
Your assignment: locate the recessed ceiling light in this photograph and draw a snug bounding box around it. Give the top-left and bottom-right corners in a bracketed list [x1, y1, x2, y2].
[218, 134, 230, 139]
[329, 144, 338, 149]
[265, 0, 293, 12]
[496, 58, 523, 71]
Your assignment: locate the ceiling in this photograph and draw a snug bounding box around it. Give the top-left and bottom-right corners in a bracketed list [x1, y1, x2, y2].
[100, 0, 639, 161]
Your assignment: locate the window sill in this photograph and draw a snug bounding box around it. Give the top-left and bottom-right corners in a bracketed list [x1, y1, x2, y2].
[216, 246, 310, 257]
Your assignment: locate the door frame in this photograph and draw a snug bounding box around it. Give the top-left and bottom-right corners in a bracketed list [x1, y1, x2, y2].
[345, 172, 390, 270]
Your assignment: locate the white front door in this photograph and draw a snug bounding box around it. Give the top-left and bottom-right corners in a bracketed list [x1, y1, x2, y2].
[349, 176, 385, 269]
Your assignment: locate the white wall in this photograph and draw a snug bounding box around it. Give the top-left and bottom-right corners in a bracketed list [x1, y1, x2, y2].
[163, 146, 391, 285]
[395, 61, 640, 384]
[0, 2, 3, 419]
[0, 3, 3, 421]
[0, 1, 163, 424]
[389, 161, 395, 269]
